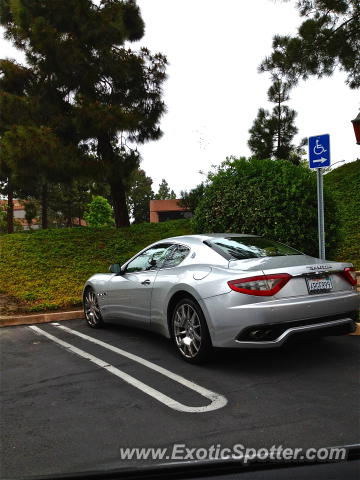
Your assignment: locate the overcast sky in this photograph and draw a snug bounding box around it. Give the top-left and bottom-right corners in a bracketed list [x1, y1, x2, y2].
[1, 0, 359, 196]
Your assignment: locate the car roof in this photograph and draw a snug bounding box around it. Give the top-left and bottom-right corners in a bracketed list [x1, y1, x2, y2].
[162, 233, 260, 245]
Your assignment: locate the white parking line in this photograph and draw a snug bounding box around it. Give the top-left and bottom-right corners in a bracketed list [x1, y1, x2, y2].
[29, 325, 227, 413]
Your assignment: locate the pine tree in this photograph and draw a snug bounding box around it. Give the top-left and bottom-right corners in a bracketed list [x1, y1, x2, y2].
[47, 181, 92, 227]
[260, 0, 360, 89]
[0, 0, 167, 228]
[268, 80, 298, 161]
[0, 60, 33, 233]
[24, 200, 37, 229]
[127, 169, 153, 223]
[154, 179, 176, 200]
[248, 108, 274, 161]
[179, 183, 205, 212]
[0, 56, 88, 231]
[248, 80, 305, 164]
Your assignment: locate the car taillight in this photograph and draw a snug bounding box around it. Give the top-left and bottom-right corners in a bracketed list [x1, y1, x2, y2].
[342, 267, 357, 286]
[228, 273, 291, 296]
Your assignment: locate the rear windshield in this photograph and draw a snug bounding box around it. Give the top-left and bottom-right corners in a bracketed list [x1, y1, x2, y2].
[204, 236, 302, 260]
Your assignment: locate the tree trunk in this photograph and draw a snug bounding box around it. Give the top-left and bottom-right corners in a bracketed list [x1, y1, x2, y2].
[65, 203, 72, 227]
[7, 176, 14, 234]
[110, 179, 130, 228]
[41, 183, 49, 229]
[97, 134, 130, 228]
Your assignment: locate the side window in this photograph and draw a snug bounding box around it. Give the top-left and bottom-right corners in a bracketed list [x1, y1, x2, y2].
[125, 244, 172, 273]
[161, 244, 190, 269]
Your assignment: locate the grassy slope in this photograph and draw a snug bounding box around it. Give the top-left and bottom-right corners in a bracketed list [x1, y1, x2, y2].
[324, 159, 360, 269]
[0, 220, 192, 312]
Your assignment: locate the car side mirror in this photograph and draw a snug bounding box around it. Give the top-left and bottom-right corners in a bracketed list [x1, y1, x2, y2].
[109, 263, 122, 274]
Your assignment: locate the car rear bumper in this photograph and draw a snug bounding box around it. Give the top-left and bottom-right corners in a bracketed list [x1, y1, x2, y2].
[234, 315, 356, 348]
[202, 290, 359, 348]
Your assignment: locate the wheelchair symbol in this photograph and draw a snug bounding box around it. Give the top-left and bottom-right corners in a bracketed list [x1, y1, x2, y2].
[313, 139, 327, 156]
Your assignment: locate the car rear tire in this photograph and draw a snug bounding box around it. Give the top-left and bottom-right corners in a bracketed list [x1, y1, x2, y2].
[84, 288, 104, 328]
[171, 297, 212, 363]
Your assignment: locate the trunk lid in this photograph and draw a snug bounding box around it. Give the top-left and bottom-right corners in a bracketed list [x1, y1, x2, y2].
[228, 255, 354, 297]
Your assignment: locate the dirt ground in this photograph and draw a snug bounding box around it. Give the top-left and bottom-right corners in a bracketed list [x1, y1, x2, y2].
[0, 294, 28, 316]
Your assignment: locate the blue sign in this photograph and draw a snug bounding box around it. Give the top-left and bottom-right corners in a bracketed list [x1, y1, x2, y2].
[308, 134, 330, 168]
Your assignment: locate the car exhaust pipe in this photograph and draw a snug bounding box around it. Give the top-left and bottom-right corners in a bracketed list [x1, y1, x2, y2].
[249, 329, 273, 340]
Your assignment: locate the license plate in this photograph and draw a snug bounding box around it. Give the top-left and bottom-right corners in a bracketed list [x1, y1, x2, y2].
[306, 276, 332, 294]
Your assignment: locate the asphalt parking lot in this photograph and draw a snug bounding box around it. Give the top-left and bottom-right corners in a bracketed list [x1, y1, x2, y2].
[1, 318, 359, 478]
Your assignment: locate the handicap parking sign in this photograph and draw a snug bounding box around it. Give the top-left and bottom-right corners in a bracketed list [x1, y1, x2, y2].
[308, 134, 330, 168]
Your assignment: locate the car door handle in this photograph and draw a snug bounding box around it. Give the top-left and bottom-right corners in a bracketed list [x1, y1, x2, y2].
[141, 279, 151, 285]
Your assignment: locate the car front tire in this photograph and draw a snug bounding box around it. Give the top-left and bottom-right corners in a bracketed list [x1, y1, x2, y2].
[171, 297, 212, 363]
[83, 287, 104, 328]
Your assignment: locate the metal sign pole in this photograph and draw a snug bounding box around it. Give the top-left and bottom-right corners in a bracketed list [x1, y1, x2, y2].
[317, 167, 325, 259]
[309, 134, 330, 260]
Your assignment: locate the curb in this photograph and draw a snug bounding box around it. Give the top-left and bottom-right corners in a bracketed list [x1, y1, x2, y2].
[0, 310, 84, 328]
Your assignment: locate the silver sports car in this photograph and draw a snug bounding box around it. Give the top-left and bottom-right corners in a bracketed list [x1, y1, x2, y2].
[83, 234, 359, 363]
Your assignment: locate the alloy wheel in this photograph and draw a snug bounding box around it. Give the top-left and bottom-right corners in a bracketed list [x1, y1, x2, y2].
[173, 303, 202, 359]
[84, 289, 102, 327]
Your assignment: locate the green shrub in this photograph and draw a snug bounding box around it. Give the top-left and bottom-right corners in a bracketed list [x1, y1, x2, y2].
[84, 195, 115, 227]
[325, 159, 360, 268]
[192, 157, 337, 257]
